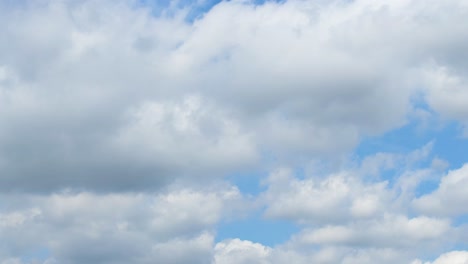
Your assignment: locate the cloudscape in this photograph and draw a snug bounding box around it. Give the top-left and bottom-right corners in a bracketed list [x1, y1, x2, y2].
[1, 0, 468, 263]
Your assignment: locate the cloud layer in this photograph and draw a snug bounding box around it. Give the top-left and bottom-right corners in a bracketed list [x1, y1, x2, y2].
[1, 0, 468, 263]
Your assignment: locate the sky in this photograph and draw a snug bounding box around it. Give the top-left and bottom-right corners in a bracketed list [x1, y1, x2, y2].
[1, 0, 468, 263]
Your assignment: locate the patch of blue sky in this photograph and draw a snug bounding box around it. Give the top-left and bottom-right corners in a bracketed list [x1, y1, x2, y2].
[216, 210, 300, 246]
[356, 120, 468, 171]
[431, 122, 468, 169]
[20, 247, 51, 263]
[413, 179, 439, 198]
[227, 158, 306, 196]
[453, 213, 468, 227]
[354, 124, 426, 190]
[227, 171, 266, 196]
[135, 0, 222, 22]
[357, 96, 433, 155]
[355, 96, 468, 197]
[251, 0, 285, 5]
[356, 120, 468, 196]
[137, 0, 285, 22]
[356, 124, 430, 160]
[182, 0, 224, 22]
[450, 237, 468, 252]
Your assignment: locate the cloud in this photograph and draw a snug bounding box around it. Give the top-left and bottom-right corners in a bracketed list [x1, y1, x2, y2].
[423, 64, 468, 134]
[213, 239, 272, 264]
[1, 0, 468, 263]
[251, 145, 458, 263]
[0, 184, 245, 263]
[413, 163, 468, 216]
[413, 251, 468, 264]
[212, 238, 425, 264]
[112, 95, 258, 180]
[429, 251, 468, 264]
[261, 168, 391, 224]
[3, 0, 468, 191]
[257, 167, 452, 261]
[293, 214, 450, 248]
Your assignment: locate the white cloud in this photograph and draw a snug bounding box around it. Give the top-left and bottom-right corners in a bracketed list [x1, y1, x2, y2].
[3, 0, 468, 191]
[148, 232, 214, 264]
[260, 142, 445, 225]
[414, 251, 468, 264]
[255, 145, 457, 263]
[112, 95, 258, 178]
[213, 239, 272, 264]
[1, 0, 468, 263]
[261, 168, 391, 224]
[0, 184, 245, 263]
[429, 251, 468, 264]
[423, 64, 468, 133]
[294, 214, 450, 247]
[212, 238, 424, 264]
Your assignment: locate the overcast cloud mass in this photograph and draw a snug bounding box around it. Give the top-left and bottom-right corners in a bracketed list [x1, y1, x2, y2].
[1, 0, 468, 263]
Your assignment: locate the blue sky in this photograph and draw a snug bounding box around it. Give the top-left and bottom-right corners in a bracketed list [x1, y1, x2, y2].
[1, 0, 468, 263]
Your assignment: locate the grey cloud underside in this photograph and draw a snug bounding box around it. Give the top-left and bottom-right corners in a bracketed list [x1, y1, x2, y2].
[1, 0, 468, 192]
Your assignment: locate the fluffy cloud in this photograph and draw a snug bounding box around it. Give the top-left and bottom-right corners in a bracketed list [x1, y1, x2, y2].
[212, 238, 426, 264]
[261, 168, 391, 224]
[0, 184, 245, 263]
[423, 64, 468, 134]
[2, 0, 468, 263]
[2, 0, 468, 192]
[253, 146, 459, 263]
[214, 239, 272, 264]
[112, 95, 258, 178]
[259, 180, 451, 262]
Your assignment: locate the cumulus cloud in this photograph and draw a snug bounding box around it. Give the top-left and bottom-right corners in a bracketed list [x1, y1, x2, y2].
[0, 184, 245, 263]
[261, 168, 391, 224]
[2, 0, 468, 191]
[213, 239, 272, 264]
[423, 64, 468, 134]
[260, 142, 437, 226]
[234, 152, 461, 264]
[212, 238, 427, 264]
[251, 144, 460, 263]
[112, 95, 258, 177]
[2, 0, 468, 263]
